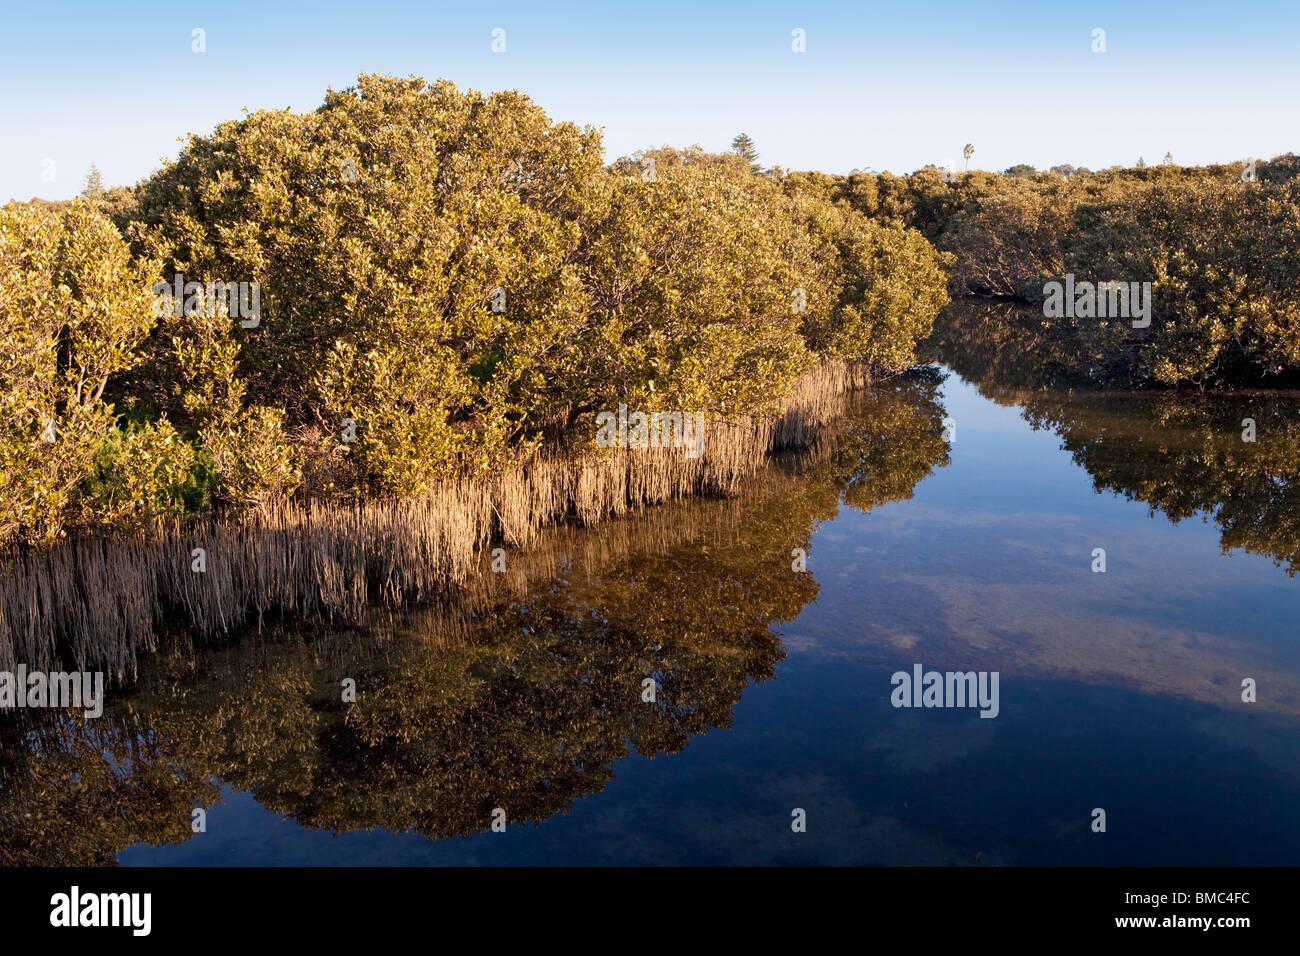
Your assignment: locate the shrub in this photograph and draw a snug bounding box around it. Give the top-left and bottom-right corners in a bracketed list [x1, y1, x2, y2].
[0, 201, 157, 547]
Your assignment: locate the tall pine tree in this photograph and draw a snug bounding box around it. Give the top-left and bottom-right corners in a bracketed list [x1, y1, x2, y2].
[730, 133, 760, 173]
[80, 163, 105, 197]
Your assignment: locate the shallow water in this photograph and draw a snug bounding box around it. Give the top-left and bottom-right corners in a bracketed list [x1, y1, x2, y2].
[4, 300, 1299, 866]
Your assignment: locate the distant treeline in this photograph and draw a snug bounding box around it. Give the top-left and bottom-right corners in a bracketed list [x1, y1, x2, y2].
[1, 74, 951, 551]
[785, 155, 1300, 387]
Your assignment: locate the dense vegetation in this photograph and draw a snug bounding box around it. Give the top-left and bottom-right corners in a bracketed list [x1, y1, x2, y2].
[11, 72, 1291, 555]
[785, 155, 1300, 388]
[0, 373, 951, 862]
[1, 74, 951, 551]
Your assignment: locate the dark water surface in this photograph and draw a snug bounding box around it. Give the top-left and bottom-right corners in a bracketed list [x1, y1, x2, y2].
[5, 301, 1299, 866]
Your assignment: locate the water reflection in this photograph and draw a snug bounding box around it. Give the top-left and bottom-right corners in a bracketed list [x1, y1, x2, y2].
[0, 376, 950, 865]
[930, 299, 1300, 575]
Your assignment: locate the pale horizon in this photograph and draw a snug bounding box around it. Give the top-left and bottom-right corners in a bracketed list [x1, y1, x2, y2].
[4, 0, 1297, 202]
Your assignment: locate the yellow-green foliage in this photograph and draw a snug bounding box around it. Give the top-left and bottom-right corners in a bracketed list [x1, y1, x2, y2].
[133, 75, 608, 493]
[126, 76, 952, 497]
[3, 74, 955, 546]
[1065, 176, 1300, 385]
[0, 202, 160, 547]
[819, 155, 1300, 386]
[791, 193, 951, 368]
[86, 421, 198, 531]
[166, 301, 300, 506]
[585, 147, 821, 419]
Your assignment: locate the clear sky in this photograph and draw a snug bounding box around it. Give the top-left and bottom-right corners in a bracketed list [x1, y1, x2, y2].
[3, 0, 1297, 201]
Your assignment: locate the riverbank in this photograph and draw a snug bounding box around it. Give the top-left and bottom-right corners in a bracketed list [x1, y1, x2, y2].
[0, 359, 875, 685]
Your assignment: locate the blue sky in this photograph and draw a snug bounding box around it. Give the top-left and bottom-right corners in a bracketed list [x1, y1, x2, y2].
[2, 0, 1297, 201]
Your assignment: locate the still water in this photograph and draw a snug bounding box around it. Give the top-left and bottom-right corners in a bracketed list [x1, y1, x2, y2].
[4, 301, 1299, 866]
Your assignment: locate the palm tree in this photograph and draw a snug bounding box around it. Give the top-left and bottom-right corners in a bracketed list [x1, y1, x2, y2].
[963, 143, 974, 170]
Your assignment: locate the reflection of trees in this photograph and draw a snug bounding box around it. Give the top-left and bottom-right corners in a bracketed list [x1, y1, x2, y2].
[0, 713, 221, 867]
[0, 376, 950, 864]
[794, 370, 952, 513]
[924, 297, 1133, 393]
[931, 299, 1300, 574]
[1023, 394, 1300, 575]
